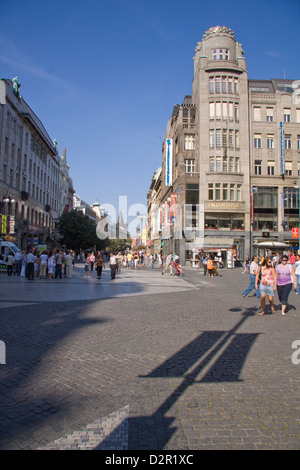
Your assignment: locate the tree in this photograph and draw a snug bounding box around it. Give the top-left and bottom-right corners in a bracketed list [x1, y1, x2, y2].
[58, 210, 108, 252]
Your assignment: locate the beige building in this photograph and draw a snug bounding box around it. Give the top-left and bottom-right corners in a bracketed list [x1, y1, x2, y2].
[157, 26, 300, 265]
[0, 78, 61, 249]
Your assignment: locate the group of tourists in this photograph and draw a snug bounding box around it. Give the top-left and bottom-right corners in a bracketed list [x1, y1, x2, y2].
[242, 252, 300, 316]
[7, 248, 76, 280]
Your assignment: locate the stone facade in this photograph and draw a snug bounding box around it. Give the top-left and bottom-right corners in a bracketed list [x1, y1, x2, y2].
[157, 26, 300, 265]
[0, 78, 61, 249]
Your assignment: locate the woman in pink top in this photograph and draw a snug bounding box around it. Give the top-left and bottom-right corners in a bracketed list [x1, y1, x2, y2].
[255, 257, 277, 316]
[275, 255, 296, 315]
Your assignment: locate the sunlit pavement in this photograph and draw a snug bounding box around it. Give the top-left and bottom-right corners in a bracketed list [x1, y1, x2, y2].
[0, 264, 299, 450]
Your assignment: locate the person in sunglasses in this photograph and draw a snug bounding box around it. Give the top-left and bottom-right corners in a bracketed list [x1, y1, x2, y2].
[275, 255, 297, 315]
[255, 257, 277, 315]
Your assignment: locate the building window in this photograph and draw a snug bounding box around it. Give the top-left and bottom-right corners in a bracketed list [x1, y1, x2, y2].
[205, 213, 244, 230]
[297, 135, 300, 150]
[266, 107, 274, 122]
[284, 108, 291, 122]
[284, 135, 292, 149]
[267, 161, 275, 175]
[212, 49, 229, 60]
[184, 134, 195, 150]
[210, 130, 215, 148]
[254, 134, 262, 148]
[215, 183, 221, 200]
[253, 107, 261, 121]
[255, 160, 262, 175]
[285, 161, 292, 176]
[235, 130, 240, 148]
[209, 156, 215, 172]
[185, 159, 195, 174]
[216, 156, 222, 172]
[208, 183, 214, 200]
[267, 134, 274, 149]
[216, 129, 221, 148]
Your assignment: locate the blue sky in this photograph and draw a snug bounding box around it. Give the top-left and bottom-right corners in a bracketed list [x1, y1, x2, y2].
[1, 0, 300, 218]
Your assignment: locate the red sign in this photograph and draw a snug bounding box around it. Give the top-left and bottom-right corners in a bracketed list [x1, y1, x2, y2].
[292, 227, 299, 238]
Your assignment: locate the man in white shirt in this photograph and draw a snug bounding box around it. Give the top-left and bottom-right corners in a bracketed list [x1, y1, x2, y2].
[14, 249, 22, 275]
[26, 249, 36, 280]
[39, 252, 48, 279]
[109, 253, 117, 279]
[242, 256, 261, 298]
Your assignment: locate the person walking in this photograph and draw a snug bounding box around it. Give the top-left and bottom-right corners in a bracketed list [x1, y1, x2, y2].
[242, 256, 261, 299]
[14, 249, 22, 275]
[90, 252, 95, 271]
[47, 251, 55, 279]
[295, 254, 300, 295]
[202, 256, 208, 276]
[275, 255, 296, 315]
[84, 253, 91, 278]
[6, 253, 15, 276]
[207, 256, 214, 277]
[109, 252, 117, 279]
[255, 257, 277, 315]
[39, 251, 48, 279]
[55, 250, 63, 278]
[95, 251, 104, 279]
[162, 253, 173, 275]
[26, 249, 36, 280]
[65, 251, 73, 278]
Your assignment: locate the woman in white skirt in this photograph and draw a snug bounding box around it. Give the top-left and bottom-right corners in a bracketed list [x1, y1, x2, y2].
[255, 257, 277, 316]
[47, 251, 55, 279]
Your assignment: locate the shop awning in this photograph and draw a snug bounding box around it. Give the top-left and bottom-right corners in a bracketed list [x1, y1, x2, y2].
[186, 237, 234, 249]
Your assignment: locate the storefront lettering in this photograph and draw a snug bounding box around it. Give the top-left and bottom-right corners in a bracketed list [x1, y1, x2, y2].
[207, 202, 240, 209]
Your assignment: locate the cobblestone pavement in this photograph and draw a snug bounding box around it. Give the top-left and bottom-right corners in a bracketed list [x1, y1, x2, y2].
[0, 264, 299, 450]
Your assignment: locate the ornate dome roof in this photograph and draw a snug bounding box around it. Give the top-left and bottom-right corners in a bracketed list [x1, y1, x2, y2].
[203, 26, 235, 39]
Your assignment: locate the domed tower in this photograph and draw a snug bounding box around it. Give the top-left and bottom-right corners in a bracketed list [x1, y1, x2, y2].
[192, 26, 250, 260]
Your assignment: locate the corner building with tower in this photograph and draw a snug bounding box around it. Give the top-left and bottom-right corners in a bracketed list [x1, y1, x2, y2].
[157, 26, 300, 266]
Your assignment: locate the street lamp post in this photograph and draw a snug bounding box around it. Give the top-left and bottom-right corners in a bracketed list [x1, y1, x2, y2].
[137, 214, 146, 246]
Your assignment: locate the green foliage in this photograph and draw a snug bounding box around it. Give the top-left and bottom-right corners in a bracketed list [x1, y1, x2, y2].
[107, 238, 131, 252]
[58, 210, 108, 251]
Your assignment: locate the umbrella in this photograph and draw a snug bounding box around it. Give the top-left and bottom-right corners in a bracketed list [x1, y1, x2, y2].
[254, 241, 290, 248]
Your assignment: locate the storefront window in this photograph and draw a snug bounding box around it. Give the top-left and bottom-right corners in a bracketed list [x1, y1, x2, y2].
[205, 213, 245, 230]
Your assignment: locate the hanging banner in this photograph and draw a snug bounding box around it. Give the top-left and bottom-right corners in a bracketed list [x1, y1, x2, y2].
[280, 121, 285, 177]
[165, 138, 173, 186]
[1, 215, 7, 234]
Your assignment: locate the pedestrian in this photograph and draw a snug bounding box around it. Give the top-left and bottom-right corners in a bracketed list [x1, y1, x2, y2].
[202, 256, 207, 276]
[90, 252, 95, 271]
[14, 249, 22, 275]
[26, 249, 36, 280]
[55, 250, 63, 278]
[47, 251, 55, 279]
[84, 253, 91, 277]
[95, 251, 104, 279]
[295, 254, 300, 295]
[6, 253, 15, 276]
[20, 251, 26, 277]
[39, 251, 48, 279]
[275, 255, 297, 315]
[127, 252, 133, 269]
[65, 250, 73, 278]
[255, 257, 277, 315]
[242, 256, 261, 299]
[109, 252, 117, 279]
[242, 255, 250, 274]
[162, 252, 173, 275]
[207, 256, 214, 277]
